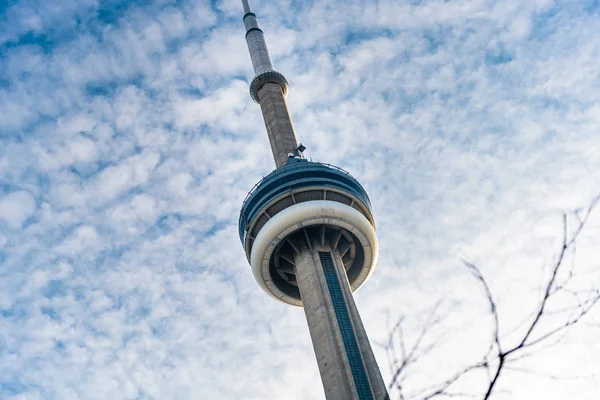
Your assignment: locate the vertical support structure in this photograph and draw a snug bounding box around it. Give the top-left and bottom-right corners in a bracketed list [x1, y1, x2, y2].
[242, 0, 299, 168]
[239, 2, 387, 399]
[295, 246, 388, 400]
[257, 83, 299, 168]
[242, 5, 274, 75]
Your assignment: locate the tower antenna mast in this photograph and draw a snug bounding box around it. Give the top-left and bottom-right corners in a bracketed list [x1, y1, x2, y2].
[242, 0, 299, 168]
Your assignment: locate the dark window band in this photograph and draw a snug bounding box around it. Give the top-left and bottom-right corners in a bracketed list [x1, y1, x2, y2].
[319, 252, 373, 400]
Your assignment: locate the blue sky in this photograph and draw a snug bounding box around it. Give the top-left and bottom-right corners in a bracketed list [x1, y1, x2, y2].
[1, 0, 600, 399]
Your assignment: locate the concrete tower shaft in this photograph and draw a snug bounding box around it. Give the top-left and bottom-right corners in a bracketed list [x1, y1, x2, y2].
[242, 0, 298, 168]
[296, 247, 388, 400]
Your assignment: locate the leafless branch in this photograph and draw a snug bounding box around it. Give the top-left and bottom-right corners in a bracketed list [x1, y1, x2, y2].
[387, 302, 444, 396]
[460, 259, 502, 358]
[386, 194, 600, 399]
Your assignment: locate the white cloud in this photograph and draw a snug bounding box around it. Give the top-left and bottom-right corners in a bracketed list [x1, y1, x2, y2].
[0, 0, 599, 399]
[0, 191, 36, 229]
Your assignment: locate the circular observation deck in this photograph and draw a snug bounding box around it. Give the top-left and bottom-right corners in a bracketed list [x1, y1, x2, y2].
[239, 160, 378, 306]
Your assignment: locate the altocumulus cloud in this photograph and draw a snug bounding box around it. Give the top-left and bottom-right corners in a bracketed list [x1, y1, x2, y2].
[0, 0, 599, 399]
[0, 191, 36, 229]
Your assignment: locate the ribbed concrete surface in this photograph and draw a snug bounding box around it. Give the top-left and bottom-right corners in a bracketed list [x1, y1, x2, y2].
[245, 28, 273, 75]
[332, 248, 389, 400]
[257, 82, 298, 168]
[294, 246, 388, 400]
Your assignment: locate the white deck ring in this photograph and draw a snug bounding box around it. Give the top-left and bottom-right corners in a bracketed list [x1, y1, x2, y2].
[250, 200, 378, 306]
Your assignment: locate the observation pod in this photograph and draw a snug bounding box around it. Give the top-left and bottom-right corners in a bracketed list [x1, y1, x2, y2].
[239, 159, 379, 307]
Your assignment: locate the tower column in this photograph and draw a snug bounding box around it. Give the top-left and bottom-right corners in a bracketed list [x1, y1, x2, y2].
[243, 11, 274, 75]
[258, 82, 299, 168]
[238, 2, 387, 399]
[294, 245, 388, 400]
[242, 0, 298, 168]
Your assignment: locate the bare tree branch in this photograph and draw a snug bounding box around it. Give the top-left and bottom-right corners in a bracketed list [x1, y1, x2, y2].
[387, 303, 444, 396]
[385, 194, 600, 399]
[460, 259, 502, 358]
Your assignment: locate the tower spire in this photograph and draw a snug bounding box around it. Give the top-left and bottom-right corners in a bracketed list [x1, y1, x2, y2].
[238, 2, 388, 399]
[241, 0, 299, 168]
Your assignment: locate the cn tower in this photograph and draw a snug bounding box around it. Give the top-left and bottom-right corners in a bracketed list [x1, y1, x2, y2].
[238, 1, 388, 399]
